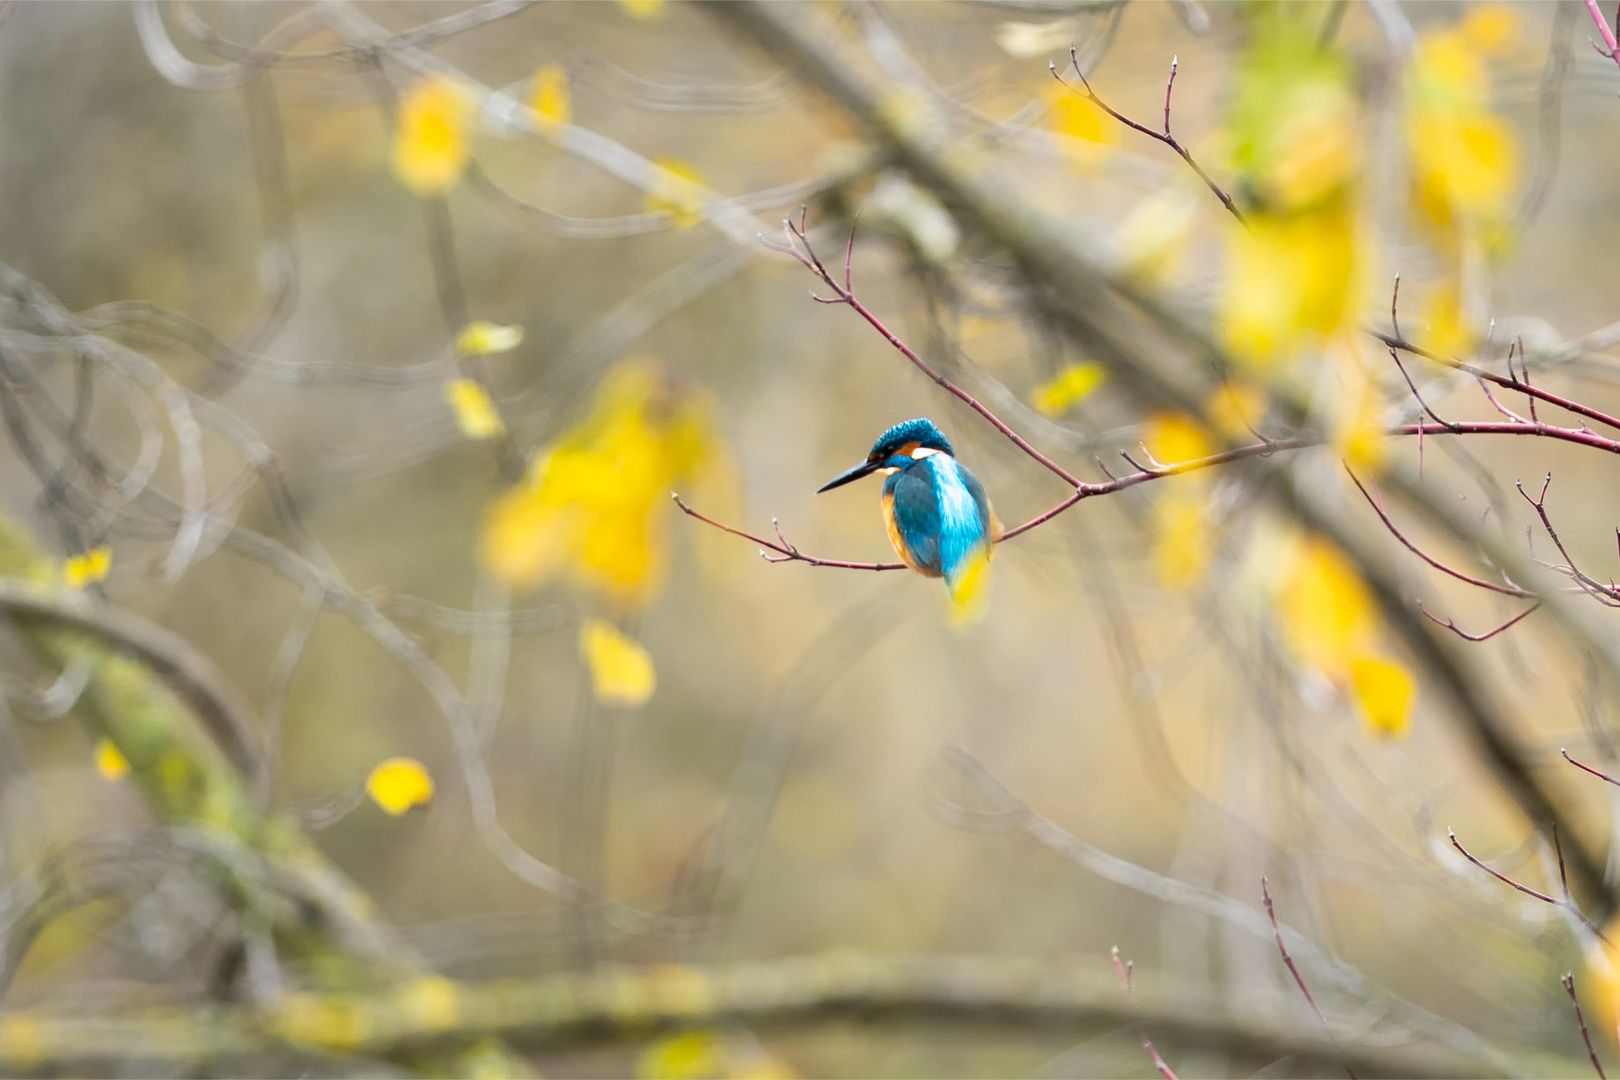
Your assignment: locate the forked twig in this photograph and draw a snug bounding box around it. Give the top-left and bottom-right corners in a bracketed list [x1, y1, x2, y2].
[1050, 49, 1246, 225]
[1449, 828, 1611, 946]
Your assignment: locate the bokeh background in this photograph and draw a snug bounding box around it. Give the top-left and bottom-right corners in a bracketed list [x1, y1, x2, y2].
[3, 1, 1620, 1076]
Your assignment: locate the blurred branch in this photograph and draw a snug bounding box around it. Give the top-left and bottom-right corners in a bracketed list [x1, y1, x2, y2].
[0, 952, 1539, 1077]
[0, 513, 411, 975]
[0, 578, 262, 783]
[1050, 48, 1246, 224]
[317, 1, 775, 247]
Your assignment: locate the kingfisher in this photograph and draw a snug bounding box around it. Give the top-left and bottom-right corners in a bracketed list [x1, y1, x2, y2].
[817, 418, 1002, 607]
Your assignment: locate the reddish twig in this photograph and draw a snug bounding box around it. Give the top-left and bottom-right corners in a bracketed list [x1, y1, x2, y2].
[1585, 0, 1620, 66]
[1419, 601, 1540, 642]
[1564, 972, 1607, 1080]
[763, 215, 1084, 490]
[1374, 330, 1620, 437]
[1563, 748, 1620, 789]
[1347, 468, 1530, 597]
[1517, 475, 1620, 604]
[1050, 49, 1245, 226]
[671, 493, 904, 571]
[1111, 946, 1176, 1080]
[1262, 877, 1355, 1080]
[1450, 828, 1612, 946]
[1450, 828, 1559, 904]
[684, 416, 1620, 573]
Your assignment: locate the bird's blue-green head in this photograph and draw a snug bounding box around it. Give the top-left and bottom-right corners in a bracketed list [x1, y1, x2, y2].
[817, 418, 954, 493]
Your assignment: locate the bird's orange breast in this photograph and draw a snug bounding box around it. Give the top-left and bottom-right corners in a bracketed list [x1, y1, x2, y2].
[882, 490, 942, 578]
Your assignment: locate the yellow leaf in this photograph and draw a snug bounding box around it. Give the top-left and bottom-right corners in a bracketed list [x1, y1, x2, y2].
[1338, 403, 1386, 474]
[1462, 3, 1520, 56]
[1047, 84, 1114, 171]
[946, 550, 992, 629]
[1417, 280, 1473, 357]
[645, 158, 706, 229]
[366, 757, 435, 815]
[529, 63, 570, 132]
[1143, 412, 1211, 466]
[1348, 652, 1414, 738]
[1153, 489, 1210, 588]
[579, 618, 656, 706]
[1031, 363, 1106, 417]
[637, 1029, 796, 1079]
[456, 320, 525, 356]
[392, 76, 470, 197]
[1207, 381, 1267, 441]
[1263, 85, 1361, 211]
[1584, 931, 1620, 1049]
[445, 378, 505, 440]
[1277, 537, 1376, 676]
[481, 358, 721, 607]
[397, 976, 461, 1033]
[1218, 207, 1356, 368]
[94, 738, 129, 781]
[63, 545, 112, 589]
[271, 992, 372, 1049]
[617, 0, 664, 17]
[639, 1031, 720, 1079]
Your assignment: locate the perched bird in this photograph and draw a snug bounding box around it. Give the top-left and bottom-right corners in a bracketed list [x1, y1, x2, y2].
[817, 418, 1002, 608]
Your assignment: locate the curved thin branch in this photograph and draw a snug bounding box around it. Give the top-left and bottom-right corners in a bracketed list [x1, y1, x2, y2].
[0, 579, 261, 784]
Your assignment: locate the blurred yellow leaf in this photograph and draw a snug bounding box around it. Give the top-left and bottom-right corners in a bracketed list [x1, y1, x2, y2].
[397, 976, 461, 1033]
[1462, 3, 1520, 56]
[946, 550, 992, 629]
[1408, 24, 1520, 234]
[617, 0, 664, 17]
[1263, 87, 1360, 211]
[580, 618, 656, 706]
[1207, 381, 1267, 441]
[1047, 85, 1114, 170]
[1277, 537, 1376, 676]
[1338, 400, 1386, 474]
[1327, 341, 1388, 473]
[1417, 280, 1473, 357]
[1228, 7, 1360, 212]
[445, 378, 505, 440]
[529, 63, 570, 132]
[1218, 207, 1356, 368]
[1144, 412, 1211, 466]
[456, 320, 524, 356]
[94, 738, 129, 781]
[1348, 652, 1414, 738]
[63, 545, 111, 589]
[1585, 932, 1620, 1049]
[482, 358, 721, 607]
[637, 1029, 796, 1079]
[366, 757, 435, 815]
[271, 992, 371, 1049]
[640, 1031, 720, 1079]
[1153, 489, 1209, 587]
[646, 158, 706, 229]
[1031, 363, 1106, 417]
[392, 76, 470, 197]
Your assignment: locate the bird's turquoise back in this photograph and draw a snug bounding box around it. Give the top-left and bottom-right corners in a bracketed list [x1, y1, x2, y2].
[882, 454, 995, 588]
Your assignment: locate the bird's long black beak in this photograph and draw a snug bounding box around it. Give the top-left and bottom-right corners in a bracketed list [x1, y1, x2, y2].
[816, 459, 878, 493]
